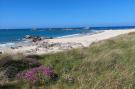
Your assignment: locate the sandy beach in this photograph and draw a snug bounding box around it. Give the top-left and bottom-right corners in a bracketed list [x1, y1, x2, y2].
[1, 29, 135, 55]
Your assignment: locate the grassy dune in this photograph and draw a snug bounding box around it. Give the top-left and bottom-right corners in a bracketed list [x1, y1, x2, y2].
[1, 32, 135, 89]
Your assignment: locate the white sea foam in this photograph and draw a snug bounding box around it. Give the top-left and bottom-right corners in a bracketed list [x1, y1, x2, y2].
[56, 33, 83, 38]
[0, 42, 15, 47]
[0, 40, 32, 48]
[56, 30, 104, 38]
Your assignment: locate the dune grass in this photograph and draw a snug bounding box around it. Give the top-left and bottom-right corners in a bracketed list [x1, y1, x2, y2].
[1, 32, 135, 89]
[39, 33, 135, 89]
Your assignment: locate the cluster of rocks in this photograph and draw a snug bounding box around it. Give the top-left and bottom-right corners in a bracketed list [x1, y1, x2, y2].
[36, 41, 84, 52]
[24, 35, 53, 42]
[0, 35, 84, 55]
[37, 41, 83, 49]
[22, 41, 84, 55]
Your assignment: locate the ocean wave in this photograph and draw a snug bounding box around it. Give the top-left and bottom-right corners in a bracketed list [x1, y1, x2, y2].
[56, 33, 83, 38]
[0, 40, 32, 48]
[56, 30, 104, 38]
[0, 42, 15, 47]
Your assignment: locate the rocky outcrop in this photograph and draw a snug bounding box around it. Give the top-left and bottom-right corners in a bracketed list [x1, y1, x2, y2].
[24, 35, 53, 42]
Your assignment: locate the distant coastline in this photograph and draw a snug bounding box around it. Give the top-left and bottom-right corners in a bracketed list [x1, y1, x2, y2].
[1, 25, 135, 30]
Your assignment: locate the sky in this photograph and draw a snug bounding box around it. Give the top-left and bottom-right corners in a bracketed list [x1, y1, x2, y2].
[0, 0, 135, 29]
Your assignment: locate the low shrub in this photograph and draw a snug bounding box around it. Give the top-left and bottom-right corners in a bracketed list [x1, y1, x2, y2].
[0, 58, 41, 80]
[16, 66, 58, 87]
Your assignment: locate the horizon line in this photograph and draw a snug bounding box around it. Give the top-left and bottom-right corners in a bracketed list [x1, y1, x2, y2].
[0, 25, 135, 29]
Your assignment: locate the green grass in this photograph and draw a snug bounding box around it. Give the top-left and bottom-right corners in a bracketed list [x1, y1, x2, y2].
[1, 32, 135, 89]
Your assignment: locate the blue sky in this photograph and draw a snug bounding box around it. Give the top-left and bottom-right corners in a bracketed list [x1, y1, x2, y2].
[0, 0, 135, 28]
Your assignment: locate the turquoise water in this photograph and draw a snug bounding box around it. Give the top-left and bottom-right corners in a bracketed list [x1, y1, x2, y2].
[0, 26, 135, 44]
[0, 28, 95, 43]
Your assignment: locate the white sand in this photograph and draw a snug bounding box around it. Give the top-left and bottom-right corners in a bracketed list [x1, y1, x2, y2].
[49, 29, 135, 46]
[1, 29, 135, 55]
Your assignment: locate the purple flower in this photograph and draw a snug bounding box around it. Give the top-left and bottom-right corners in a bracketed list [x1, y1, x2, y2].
[38, 66, 54, 77]
[16, 66, 55, 84]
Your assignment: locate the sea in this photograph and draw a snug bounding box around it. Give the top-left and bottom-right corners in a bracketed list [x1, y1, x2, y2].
[0, 26, 135, 47]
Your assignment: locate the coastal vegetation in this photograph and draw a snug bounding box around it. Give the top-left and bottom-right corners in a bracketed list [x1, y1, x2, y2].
[1, 32, 135, 89]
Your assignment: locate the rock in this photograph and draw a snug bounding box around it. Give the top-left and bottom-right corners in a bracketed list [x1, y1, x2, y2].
[10, 47, 15, 49]
[67, 77, 75, 84]
[32, 36, 42, 42]
[24, 35, 42, 42]
[0, 51, 2, 54]
[44, 36, 53, 39]
[49, 37, 53, 39]
[24, 35, 33, 39]
[24, 35, 53, 42]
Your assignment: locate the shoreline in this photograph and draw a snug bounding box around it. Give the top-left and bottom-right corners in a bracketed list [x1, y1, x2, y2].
[48, 29, 135, 46]
[1, 29, 135, 55]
